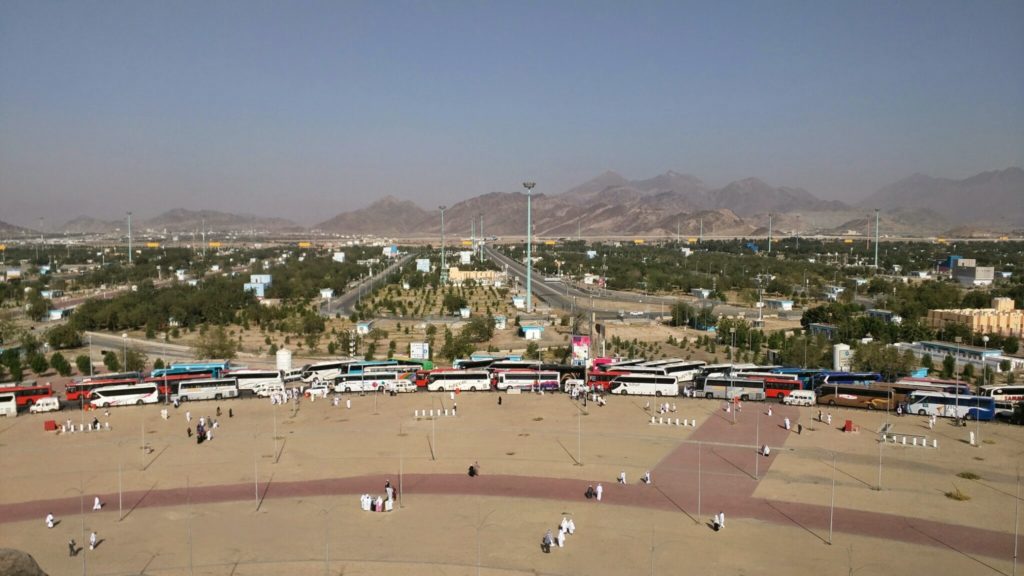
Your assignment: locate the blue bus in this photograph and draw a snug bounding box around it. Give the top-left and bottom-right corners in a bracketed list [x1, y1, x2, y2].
[906, 391, 996, 421]
[771, 368, 824, 389]
[151, 361, 232, 379]
[811, 371, 882, 389]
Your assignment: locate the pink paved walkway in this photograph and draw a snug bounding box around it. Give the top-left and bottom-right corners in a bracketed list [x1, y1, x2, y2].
[2, 403, 1018, 565]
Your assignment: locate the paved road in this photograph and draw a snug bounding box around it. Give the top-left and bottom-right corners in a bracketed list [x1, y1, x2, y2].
[321, 253, 413, 317]
[4, 403, 1018, 561]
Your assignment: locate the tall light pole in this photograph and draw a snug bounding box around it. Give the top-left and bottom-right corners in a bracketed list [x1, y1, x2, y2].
[122, 333, 128, 368]
[983, 335, 990, 390]
[127, 211, 133, 265]
[873, 209, 880, 269]
[523, 182, 535, 313]
[439, 206, 447, 284]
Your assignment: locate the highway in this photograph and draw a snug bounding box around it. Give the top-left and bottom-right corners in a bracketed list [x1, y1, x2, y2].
[320, 253, 414, 317]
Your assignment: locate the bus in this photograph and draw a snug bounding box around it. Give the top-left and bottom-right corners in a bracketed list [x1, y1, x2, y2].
[0, 381, 54, 408]
[333, 372, 410, 393]
[815, 384, 894, 410]
[771, 368, 825, 389]
[906, 391, 996, 421]
[145, 371, 214, 399]
[586, 370, 630, 392]
[980, 385, 1024, 410]
[424, 370, 492, 392]
[0, 393, 16, 417]
[300, 360, 358, 384]
[608, 374, 678, 396]
[362, 363, 424, 375]
[700, 377, 766, 401]
[762, 377, 804, 402]
[65, 373, 141, 403]
[487, 360, 543, 374]
[660, 361, 707, 383]
[811, 372, 882, 388]
[225, 369, 283, 396]
[151, 361, 232, 379]
[172, 378, 239, 402]
[882, 379, 971, 406]
[495, 370, 561, 392]
[89, 383, 160, 408]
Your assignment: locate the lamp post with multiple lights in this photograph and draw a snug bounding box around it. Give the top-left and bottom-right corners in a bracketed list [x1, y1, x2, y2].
[439, 205, 447, 284]
[523, 181, 535, 313]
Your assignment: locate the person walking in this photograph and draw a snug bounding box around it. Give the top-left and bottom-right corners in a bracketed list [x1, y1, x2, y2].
[45, 513, 55, 528]
[89, 531, 97, 550]
[498, 396, 502, 406]
[68, 539, 77, 557]
[186, 410, 191, 423]
[93, 496, 102, 511]
[567, 518, 575, 535]
[618, 471, 626, 484]
[595, 483, 603, 501]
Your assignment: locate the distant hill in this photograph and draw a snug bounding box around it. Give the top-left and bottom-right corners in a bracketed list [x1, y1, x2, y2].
[143, 209, 302, 233]
[859, 167, 1024, 228]
[315, 196, 431, 235]
[59, 216, 123, 234]
[0, 220, 31, 235]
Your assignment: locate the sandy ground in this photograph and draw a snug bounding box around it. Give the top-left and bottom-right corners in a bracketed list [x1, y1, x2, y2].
[2, 391, 1022, 575]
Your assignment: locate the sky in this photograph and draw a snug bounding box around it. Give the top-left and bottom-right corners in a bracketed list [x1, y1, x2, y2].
[1, 0, 1022, 227]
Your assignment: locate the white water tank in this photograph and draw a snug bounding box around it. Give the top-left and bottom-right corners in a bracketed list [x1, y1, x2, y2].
[833, 343, 852, 372]
[276, 348, 292, 372]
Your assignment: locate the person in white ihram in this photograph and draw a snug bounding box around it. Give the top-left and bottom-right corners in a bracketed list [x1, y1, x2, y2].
[641, 471, 651, 484]
[557, 527, 566, 548]
[596, 483, 603, 501]
[45, 513, 55, 528]
[89, 531, 98, 550]
[93, 496, 102, 511]
[567, 517, 575, 535]
[618, 471, 627, 484]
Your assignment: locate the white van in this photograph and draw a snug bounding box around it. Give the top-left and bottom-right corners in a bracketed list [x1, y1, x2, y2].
[29, 397, 61, 414]
[783, 390, 817, 407]
[254, 382, 286, 398]
[0, 393, 16, 418]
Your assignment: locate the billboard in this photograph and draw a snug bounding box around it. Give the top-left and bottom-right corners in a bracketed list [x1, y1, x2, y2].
[146, 242, 160, 248]
[208, 241, 222, 248]
[298, 241, 312, 248]
[410, 342, 429, 360]
[571, 335, 590, 367]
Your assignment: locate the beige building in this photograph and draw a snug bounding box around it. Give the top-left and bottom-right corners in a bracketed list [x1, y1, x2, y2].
[447, 267, 500, 286]
[927, 297, 1024, 337]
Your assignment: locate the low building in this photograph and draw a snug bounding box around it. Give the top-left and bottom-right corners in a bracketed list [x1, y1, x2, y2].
[953, 264, 995, 287]
[867, 309, 903, 325]
[927, 297, 1024, 337]
[243, 283, 266, 298]
[447, 267, 499, 286]
[520, 325, 544, 340]
[356, 320, 374, 335]
[691, 288, 712, 299]
[332, 252, 346, 263]
[494, 315, 507, 330]
[512, 295, 526, 310]
[764, 298, 793, 311]
[319, 288, 334, 299]
[415, 258, 431, 273]
[250, 274, 272, 286]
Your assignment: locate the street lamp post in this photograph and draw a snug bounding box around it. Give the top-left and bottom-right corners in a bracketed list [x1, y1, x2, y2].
[439, 206, 447, 284]
[122, 333, 128, 368]
[983, 335, 990, 390]
[955, 336, 962, 418]
[127, 211, 133, 265]
[523, 181, 535, 313]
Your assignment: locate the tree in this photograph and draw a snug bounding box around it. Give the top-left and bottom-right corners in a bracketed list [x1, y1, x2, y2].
[961, 363, 975, 381]
[941, 354, 955, 379]
[153, 358, 166, 370]
[50, 352, 71, 377]
[1004, 337, 1020, 355]
[443, 293, 468, 315]
[6, 358, 23, 382]
[921, 354, 934, 375]
[46, 323, 83, 349]
[462, 315, 495, 343]
[525, 342, 540, 360]
[103, 351, 121, 372]
[28, 353, 49, 375]
[192, 325, 238, 360]
[75, 354, 92, 376]
[124, 348, 148, 372]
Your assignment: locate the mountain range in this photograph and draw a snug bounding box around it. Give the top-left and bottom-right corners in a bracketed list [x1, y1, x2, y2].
[16, 167, 1020, 237]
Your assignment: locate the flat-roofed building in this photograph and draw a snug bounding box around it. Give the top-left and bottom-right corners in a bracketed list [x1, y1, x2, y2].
[927, 297, 1024, 337]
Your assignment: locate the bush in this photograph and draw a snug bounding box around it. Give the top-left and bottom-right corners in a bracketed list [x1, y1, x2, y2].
[50, 352, 71, 377]
[75, 355, 92, 375]
[46, 323, 83, 349]
[28, 353, 49, 375]
[103, 351, 121, 372]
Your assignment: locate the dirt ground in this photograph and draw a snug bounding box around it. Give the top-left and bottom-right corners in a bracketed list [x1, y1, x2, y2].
[2, 390, 1023, 575]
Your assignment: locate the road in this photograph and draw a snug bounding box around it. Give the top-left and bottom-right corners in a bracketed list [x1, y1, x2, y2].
[320, 253, 414, 317]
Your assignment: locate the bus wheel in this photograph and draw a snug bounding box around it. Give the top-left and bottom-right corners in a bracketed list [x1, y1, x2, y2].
[867, 404, 875, 410]
[828, 400, 837, 407]
[741, 395, 749, 402]
[215, 394, 222, 400]
[345, 387, 352, 393]
[918, 410, 926, 416]
[655, 391, 663, 397]
[778, 395, 786, 403]
[965, 412, 974, 421]
[469, 386, 477, 391]
[136, 400, 144, 406]
[705, 393, 713, 399]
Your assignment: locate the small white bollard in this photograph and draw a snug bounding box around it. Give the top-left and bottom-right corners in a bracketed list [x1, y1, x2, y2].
[444, 409, 448, 416]
[415, 410, 420, 418]
[450, 392, 455, 401]
[675, 418, 680, 426]
[658, 417, 663, 425]
[933, 439, 939, 448]
[430, 409, 434, 417]
[901, 436, 906, 445]
[912, 437, 918, 446]
[104, 422, 110, 430]
[969, 431, 976, 446]
[79, 424, 85, 432]
[650, 416, 655, 424]
[346, 399, 351, 409]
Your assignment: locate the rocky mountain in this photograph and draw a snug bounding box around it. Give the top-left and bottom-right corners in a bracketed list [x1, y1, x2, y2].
[0, 220, 31, 235]
[142, 209, 302, 233]
[59, 216, 124, 234]
[859, 167, 1024, 227]
[315, 196, 431, 235]
[705, 178, 846, 216]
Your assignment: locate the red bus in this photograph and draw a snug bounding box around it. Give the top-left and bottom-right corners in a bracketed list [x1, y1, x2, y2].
[0, 381, 55, 407]
[66, 373, 141, 403]
[145, 371, 215, 398]
[586, 370, 629, 391]
[762, 377, 804, 402]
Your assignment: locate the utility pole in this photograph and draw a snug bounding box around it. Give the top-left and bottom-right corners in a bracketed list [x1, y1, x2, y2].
[127, 211, 133, 265]
[767, 213, 773, 254]
[439, 206, 447, 284]
[699, 218, 703, 243]
[874, 209, 880, 269]
[523, 181, 536, 313]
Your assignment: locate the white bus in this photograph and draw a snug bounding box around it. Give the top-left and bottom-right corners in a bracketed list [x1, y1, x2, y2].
[700, 376, 766, 401]
[906, 391, 996, 421]
[980, 385, 1024, 410]
[426, 370, 491, 392]
[608, 374, 678, 396]
[487, 360, 543, 374]
[173, 378, 239, 402]
[334, 372, 409, 393]
[227, 369, 283, 396]
[661, 361, 707, 383]
[495, 370, 560, 392]
[301, 360, 357, 384]
[0, 393, 17, 417]
[89, 383, 160, 408]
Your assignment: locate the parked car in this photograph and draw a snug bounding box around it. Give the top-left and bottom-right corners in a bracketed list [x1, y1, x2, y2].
[783, 390, 816, 407]
[29, 397, 61, 413]
[305, 383, 330, 399]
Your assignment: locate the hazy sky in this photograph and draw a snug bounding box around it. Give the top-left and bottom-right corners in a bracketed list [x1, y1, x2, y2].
[2, 1, 1022, 227]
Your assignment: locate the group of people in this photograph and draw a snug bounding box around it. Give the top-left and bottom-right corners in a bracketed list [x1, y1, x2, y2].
[584, 483, 604, 501]
[646, 401, 676, 414]
[541, 516, 577, 552]
[45, 512, 100, 555]
[712, 511, 726, 531]
[186, 412, 220, 444]
[360, 479, 396, 512]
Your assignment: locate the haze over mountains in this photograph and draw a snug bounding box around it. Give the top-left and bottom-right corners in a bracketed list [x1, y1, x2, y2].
[5, 168, 1019, 238]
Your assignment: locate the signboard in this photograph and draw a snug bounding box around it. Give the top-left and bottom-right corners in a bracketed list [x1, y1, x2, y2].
[410, 342, 429, 360]
[298, 241, 312, 248]
[570, 335, 591, 367]
[208, 241, 222, 248]
[146, 242, 160, 248]
[0, 244, 5, 251]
